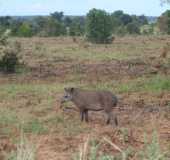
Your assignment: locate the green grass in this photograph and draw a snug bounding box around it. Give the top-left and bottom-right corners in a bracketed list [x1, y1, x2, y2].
[0, 76, 169, 102]
[0, 107, 47, 135]
[18, 36, 167, 62]
[23, 119, 47, 134]
[88, 75, 170, 93]
[7, 132, 36, 160]
[117, 75, 170, 93]
[0, 108, 19, 126]
[138, 131, 167, 160]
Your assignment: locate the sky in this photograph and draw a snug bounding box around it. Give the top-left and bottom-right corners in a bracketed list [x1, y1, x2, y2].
[0, 0, 169, 16]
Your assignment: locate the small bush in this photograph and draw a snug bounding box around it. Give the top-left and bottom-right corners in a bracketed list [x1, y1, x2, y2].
[0, 48, 19, 73]
[0, 30, 23, 73]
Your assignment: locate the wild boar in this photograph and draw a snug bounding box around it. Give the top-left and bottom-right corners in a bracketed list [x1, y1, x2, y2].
[60, 87, 118, 126]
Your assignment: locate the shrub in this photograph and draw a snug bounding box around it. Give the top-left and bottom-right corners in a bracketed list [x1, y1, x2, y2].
[17, 22, 33, 37]
[0, 47, 19, 73]
[0, 30, 22, 73]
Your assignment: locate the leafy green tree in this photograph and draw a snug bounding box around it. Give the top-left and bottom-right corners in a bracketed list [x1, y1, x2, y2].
[64, 16, 72, 27]
[45, 17, 66, 36]
[69, 17, 85, 36]
[86, 8, 113, 43]
[10, 19, 23, 36]
[126, 22, 140, 34]
[111, 11, 132, 26]
[138, 15, 148, 25]
[50, 11, 64, 22]
[17, 22, 33, 37]
[111, 10, 146, 35]
[157, 10, 170, 34]
[161, 0, 170, 4]
[120, 14, 132, 25]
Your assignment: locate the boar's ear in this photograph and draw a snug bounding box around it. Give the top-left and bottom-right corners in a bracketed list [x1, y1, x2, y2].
[70, 87, 74, 93]
[64, 88, 68, 92]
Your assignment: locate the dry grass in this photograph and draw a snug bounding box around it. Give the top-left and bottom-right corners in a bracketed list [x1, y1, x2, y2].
[0, 35, 170, 160]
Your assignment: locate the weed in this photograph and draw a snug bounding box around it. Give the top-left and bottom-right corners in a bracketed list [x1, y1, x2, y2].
[138, 131, 167, 160]
[119, 128, 129, 143]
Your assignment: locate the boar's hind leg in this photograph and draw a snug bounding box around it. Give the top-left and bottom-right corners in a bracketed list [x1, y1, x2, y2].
[106, 111, 111, 124]
[80, 110, 84, 122]
[84, 110, 89, 122]
[114, 115, 118, 126]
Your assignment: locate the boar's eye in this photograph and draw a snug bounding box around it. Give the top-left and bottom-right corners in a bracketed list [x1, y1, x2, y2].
[64, 95, 68, 98]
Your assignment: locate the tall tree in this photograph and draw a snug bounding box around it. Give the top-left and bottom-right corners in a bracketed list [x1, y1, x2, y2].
[158, 10, 170, 34]
[86, 8, 112, 43]
[50, 11, 64, 22]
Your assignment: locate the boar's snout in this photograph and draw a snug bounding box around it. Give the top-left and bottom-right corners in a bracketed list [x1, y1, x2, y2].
[60, 98, 65, 108]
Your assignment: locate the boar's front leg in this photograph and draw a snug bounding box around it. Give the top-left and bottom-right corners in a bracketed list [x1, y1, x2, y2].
[106, 112, 111, 124]
[80, 109, 88, 122]
[105, 111, 118, 126]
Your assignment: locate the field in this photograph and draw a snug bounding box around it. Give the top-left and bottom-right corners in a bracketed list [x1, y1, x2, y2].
[0, 35, 170, 160]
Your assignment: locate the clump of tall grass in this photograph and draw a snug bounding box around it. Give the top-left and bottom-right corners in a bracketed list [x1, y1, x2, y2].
[73, 131, 168, 160]
[8, 131, 36, 160]
[73, 136, 127, 160]
[138, 131, 167, 160]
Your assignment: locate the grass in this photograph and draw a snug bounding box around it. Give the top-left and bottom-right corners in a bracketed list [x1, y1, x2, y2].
[0, 108, 19, 126]
[89, 75, 170, 93]
[0, 36, 170, 159]
[138, 131, 167, 160]
[117, 75, 170, 93]
[0, 83, 63, 99]
[0, 107, 47, 135]
[47, 112, 90, 136]
[8, 131, 36, 160]
[17, 36, 167, 62]
[0, 108, 20, 136]
[23, 119, 47, 134]
[73, 131, 167, 160]
[73, 136, 135, 160]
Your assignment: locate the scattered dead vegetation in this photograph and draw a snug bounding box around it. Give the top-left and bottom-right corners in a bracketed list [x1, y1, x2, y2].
[0, 36, 170, 160]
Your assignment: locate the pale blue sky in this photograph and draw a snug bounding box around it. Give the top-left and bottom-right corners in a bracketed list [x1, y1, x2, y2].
[0, 0, 169, 16]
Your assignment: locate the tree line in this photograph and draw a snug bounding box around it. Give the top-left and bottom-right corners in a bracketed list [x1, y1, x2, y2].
[0, 9, 170, 43]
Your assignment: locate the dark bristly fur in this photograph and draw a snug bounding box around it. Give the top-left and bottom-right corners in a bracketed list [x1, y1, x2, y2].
[60, 87, 118, 126]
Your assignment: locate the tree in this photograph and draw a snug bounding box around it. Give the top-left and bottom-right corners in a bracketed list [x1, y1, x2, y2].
[126, 22, 140, 34]
[64, 16, 72, 27]
[120, 14, 132, 25]
[161, 0, 170, 4]
[69, 17, 85, 36]
[86, 8, 113, 43]
[45, 17, 66, 36]
[17, 22, 33, 37]
[157, 10, 170, 34]
[50, 11, 64, 22]
[138, 15, 148, 25]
